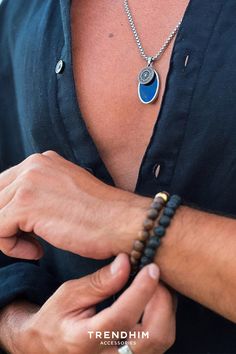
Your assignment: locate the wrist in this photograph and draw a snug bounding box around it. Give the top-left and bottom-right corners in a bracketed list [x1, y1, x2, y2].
[0, 301, 39, 354]
[117, 192, 182, 276]
[155, 205, 185, 281]
[114, 195, 151, 255]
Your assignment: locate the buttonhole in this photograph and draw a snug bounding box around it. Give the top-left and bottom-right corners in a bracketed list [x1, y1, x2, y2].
[184, 54, 190, 67]
[153, 164, 161, 179]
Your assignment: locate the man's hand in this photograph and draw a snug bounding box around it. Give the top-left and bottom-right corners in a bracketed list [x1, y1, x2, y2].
[0, 255, 176, 354]
[0, 151, 149, 260]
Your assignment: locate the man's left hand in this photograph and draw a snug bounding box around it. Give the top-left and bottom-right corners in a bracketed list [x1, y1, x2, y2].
[0, 151, 149, 260]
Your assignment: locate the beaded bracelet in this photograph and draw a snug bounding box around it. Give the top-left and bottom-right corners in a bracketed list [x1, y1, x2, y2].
[139, 194, 182, 269]
[130, 191, 169, 274]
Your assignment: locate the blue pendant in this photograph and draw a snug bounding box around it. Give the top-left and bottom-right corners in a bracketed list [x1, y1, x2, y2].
[138, 67, 160, 104]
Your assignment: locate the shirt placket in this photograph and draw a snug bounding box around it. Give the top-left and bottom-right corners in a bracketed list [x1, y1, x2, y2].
[135, 0, 224, 198]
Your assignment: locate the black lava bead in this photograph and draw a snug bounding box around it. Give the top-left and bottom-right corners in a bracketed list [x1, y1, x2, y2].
[140, 256, 151, 266]
[148, 237, 161, 249]
[144, 248, 156, 259]
[163, 207, 175, 217]
[154, 225, 165, 237]
[159, 215, 171, 227]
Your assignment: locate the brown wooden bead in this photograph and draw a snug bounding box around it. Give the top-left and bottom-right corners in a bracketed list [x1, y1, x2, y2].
[130, 256, 139, 266]
[133, 240, 145, 252]
[143, 218, 154, 230]
[154, 197, 165, 205]
[150, 201, 163, 211]
[138, 230, 149, 241]
[147, 208, 159, 220]
[131, 249, 142, 260]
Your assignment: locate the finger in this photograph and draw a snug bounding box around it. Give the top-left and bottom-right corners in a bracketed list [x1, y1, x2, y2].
[0, 158, 31, 192]
[0, 178, 18, 209]
[0, 231, 43, 260]
[141, 283, 176, 332]
[0, 201, 42, 259]
[0, 165, 18, 192]
[0, 153, 49, 192]
[49, 254, 131, 312]
[132, 283, 176, 352]
[92, 264, 160, 331]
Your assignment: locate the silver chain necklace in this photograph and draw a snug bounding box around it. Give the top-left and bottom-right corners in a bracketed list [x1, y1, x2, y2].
[123, 0, 182, 104]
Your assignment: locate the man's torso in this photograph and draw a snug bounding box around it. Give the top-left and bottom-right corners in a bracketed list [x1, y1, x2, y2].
[71, 0, 189, 191]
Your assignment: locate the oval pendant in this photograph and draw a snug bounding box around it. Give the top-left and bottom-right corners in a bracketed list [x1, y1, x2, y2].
[138, 69, 160, 104]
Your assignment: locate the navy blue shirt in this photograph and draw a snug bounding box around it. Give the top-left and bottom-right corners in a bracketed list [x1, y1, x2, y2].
[0, 0, 236, 352]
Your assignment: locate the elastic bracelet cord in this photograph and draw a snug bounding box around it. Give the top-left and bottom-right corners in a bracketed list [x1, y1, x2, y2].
[130, 192, 169, 275]
[139, 194, 182, 270]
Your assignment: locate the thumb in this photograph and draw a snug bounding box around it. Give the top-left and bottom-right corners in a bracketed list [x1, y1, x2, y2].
[52, 254, 130, 311]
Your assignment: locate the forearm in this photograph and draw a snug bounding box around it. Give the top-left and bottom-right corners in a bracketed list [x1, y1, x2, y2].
[124, 199, 236, 322]
[157, 206, 236, 322]
[0, 301, 38, 354]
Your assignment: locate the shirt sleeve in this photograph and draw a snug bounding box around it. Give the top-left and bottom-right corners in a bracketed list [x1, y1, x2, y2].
[0, 1, 61, 310]
[0, 253, 61, 309]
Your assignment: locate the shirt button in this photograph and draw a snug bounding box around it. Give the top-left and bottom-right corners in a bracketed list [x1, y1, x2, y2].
[153, 164, 161, 179]
[55, 60, 65, 74]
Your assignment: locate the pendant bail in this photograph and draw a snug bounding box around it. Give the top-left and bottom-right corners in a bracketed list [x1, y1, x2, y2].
[147, 56, 154, 67]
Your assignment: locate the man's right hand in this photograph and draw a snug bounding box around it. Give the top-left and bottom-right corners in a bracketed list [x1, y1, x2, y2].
[0, 254, 176, 354]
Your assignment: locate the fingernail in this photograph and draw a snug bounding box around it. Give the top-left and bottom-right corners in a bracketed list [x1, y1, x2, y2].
[111, 255, 122, 275]
[148, 264, 160, 280]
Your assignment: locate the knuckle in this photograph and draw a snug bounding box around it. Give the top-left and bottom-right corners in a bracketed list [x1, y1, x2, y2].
[22, 155, 46, 180]
[89, 270, 105, 295]
[43, 150, 58, 158]
[58, 280, 76, 295]
[26, 153, 44, 165]
[21, 168, 40, 182]
[15, 185, 34, 205]
[17, 167, 43, 199]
